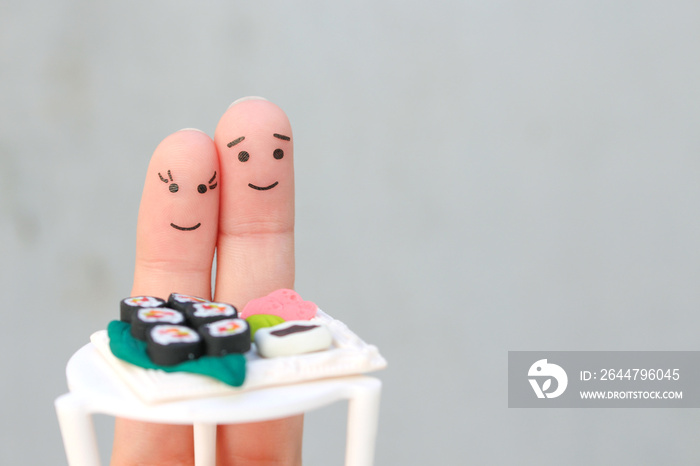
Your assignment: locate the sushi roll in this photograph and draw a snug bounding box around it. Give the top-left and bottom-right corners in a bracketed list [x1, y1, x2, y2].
[254, 321, 333, 358]
[119, 296, 166, 322]
[185, 301, 238, 328]
[199, 318, 251, 356]
[167, 292, 210, 312]
[146, 324, 203, 366]
[131, 307, 186, 341]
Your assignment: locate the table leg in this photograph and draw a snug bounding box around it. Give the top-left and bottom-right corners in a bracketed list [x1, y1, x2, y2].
[193, 422, 217, 466]
[344, 378, 382, 466]
[55, 393, 102, 466]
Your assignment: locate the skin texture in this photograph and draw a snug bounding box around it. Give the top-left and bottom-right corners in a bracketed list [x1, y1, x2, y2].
[111, 99, 302, 466]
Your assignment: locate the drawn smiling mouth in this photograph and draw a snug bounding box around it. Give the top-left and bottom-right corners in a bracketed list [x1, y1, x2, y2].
[248, 181, 279, 191]
[170, 222, 202, 231]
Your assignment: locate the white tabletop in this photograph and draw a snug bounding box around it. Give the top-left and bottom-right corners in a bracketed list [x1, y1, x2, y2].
[66, 339, 382, 425]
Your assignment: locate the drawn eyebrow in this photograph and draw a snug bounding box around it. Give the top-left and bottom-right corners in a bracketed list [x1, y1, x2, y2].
[168, 170, 173, 181]
[158, 172, 168, 183]
[209, 171, 217, 184]
[227, 136, 245, 148]
[273, 133, 290, 141]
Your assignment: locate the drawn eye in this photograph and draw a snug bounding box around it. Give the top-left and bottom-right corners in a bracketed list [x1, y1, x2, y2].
[203, 172, 217, 192]
[273, 149, 284, 160]
[159, 171, 179, 193]
[238, 151, 249, 162]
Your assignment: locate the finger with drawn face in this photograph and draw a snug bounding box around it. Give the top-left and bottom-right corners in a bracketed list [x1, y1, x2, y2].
[214, 98, 295, 309]
[111, 129, 219, 466]
[132, 129, 220, 299]
[213, 98, 302, 465]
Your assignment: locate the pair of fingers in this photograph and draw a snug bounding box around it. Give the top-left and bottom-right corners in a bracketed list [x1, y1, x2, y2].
[112, 98, 302, 465]
[133, 96, 294, 308]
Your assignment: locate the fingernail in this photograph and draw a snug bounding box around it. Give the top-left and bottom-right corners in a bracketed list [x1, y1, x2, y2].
[228, 96, 268, 109]
[178, 128, 207, 134]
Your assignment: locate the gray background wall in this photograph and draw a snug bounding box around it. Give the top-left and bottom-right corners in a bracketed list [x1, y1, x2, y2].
[2, 1, 700, 464]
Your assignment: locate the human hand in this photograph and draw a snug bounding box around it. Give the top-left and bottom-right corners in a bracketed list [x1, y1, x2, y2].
[111, 97, 302, 466]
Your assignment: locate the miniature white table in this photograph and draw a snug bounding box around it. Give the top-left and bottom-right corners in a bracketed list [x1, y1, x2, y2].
[55, 341, 382, 466]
